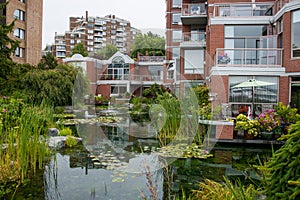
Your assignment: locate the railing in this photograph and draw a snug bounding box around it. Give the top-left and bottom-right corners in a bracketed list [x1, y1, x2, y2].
[98, 74, 130, 81]
[215, 48, 283, 67]
[131, 75, 163, 82]
[181, 32, 206, 44]
[138, 56, 165, 62]
[182, 3, 207, 16]
[213, 2, 274, 17]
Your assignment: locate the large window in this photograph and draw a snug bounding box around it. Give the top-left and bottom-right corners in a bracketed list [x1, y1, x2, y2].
[107, 56, 129, 80]
[184, 49, 204, 74]
[292, 10, 300, 58]
[13, 10, 25, 21]
[224, 25, 274, 65]
[229, 76, 278, 116]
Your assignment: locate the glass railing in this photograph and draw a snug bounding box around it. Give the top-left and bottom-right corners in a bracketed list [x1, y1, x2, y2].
[131, 75, 163, 82]
[138, 56, 165, 62]
[181, 32, 206, 44]
[215, 48, 283, 67]
[213, 2, 274, 17]
[182, 3, 207, 16]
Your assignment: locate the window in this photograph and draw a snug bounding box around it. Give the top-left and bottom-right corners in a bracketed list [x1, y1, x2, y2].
[70, 40, 75, 44]
[107, 57, 129, 80]
[14, 47, 24, 57]
[88, 30, 93, 34]
[224, 25, 270, 64]
[172, 0, 182, 8]
[13, 28, 25, 39]
[111, 85, 127, 95]
[88, 41, 93, 45]
[13, 10, 25, 21]
[172, 47, 180, 59]
[88, 35, 93, 40]
[70, 34, 75, 38]
[172, 30, 182, 42]
[184, 49, 204, 74]
[172, 13, 181, 24]
[19, 0, 26, 3]
[229, 76, 278, 116]
[292, 10, 300, 58]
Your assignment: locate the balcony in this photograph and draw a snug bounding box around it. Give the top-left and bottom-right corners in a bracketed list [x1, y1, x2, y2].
[181, 3, 207, 25]
[137, 56, 165, 63]
[213, 2, 274, 17]
[215, 48, 283, 67]
[180, 32, 206, 48]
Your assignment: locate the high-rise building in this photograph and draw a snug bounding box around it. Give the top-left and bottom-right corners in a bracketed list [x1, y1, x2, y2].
[53, 11, 141, 59]
[165, 0, 300, 118]
[0, 0, 43, 65]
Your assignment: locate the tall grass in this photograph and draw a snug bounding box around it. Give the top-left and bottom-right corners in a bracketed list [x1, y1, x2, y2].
[0, 97, 53, 197]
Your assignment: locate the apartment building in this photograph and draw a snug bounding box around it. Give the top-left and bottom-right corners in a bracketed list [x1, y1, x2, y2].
[165, 0, 300, 117]
[0, 0, 43, 65]
[53, 11, 141, 59]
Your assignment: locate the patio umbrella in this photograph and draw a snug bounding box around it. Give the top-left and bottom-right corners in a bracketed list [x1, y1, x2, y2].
[231, 79, 276, 116]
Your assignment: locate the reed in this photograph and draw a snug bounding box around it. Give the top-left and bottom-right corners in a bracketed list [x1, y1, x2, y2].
[0, 98, 53, 197]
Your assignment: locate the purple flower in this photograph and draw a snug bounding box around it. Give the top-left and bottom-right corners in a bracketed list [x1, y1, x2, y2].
[3, 109, 7, 113]
[3, 96, 6, 99]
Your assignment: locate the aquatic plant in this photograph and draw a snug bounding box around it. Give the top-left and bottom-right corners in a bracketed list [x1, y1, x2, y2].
[0, 97, 53, 197]
[65, 136, 78, 148]
[191, 178, 258, 200]
[59, 127, 72, 136]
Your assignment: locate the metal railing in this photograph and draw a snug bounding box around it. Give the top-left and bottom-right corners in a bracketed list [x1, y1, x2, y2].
[182, 3, 207, 16]
[213, 2, 274, 17]
[131, 75, 163, 82]
[215, 48, 283, 67]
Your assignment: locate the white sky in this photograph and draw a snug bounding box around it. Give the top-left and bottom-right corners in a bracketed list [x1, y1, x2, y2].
[42, 0, 166, 48]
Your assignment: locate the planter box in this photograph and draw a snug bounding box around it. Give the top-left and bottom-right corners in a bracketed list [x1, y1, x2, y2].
[216, 124, 234, 140]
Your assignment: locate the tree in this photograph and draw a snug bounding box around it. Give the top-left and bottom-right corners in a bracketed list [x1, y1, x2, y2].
[71, 43, 88, 57]
[37, 52, 58, 69]
[131, 32, 165, 58]
[93, 44, 118, 59]
[0, 2, 20, 84]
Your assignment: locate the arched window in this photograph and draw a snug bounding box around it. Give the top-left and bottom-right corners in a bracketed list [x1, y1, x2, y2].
[107, 56, 129, 80]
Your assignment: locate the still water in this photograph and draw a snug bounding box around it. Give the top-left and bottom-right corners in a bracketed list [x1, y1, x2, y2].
[13, 123, 275, 200]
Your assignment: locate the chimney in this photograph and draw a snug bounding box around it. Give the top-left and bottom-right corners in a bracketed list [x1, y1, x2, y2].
[112, 15, 115, 19]
[86, 11, 88, 21]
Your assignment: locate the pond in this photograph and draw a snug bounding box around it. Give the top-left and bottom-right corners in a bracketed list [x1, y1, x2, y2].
[11, 119, 277, 200]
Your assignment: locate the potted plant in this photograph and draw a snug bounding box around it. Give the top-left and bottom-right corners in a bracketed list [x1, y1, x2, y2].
[235, 114, 259, 139]
[95, 95, 103, 105]
[256, 109, 281, 139]
[275, 102, 300, 134]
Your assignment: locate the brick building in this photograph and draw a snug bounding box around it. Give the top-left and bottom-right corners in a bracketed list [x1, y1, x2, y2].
[53, 11, 141, 59]
[165, 0, 300, 116]
[0, 0, 43, 65]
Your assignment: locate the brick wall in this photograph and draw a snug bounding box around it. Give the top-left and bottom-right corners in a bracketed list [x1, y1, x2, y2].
[216, 124, 234, 140]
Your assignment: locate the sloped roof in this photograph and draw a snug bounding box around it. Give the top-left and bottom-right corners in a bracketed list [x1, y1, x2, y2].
[107, 51, 134, 64]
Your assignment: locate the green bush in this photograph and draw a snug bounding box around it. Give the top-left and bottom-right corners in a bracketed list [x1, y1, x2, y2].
[59, 127, 72, 136]
[65, 136, 78, 147]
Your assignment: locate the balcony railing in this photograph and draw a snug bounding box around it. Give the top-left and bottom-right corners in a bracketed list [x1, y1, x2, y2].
[215, 48, 283, 67]
[182, 3, 207, 16]
[98, 74, 163, 82]
[181, 32, 206, 47]
[138, 56, 165, 62]
[131, 75, 163, 82]
[213, 2, 274, 17]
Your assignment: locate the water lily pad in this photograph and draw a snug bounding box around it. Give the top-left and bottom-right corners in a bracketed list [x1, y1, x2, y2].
[112, 177, 124, 182]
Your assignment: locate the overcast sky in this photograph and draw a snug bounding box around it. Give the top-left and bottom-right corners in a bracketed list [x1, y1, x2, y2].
[42, 0, 166, 48]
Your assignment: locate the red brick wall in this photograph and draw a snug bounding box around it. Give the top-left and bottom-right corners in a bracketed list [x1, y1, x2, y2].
[96, 84, 110, 100]
[216, 124, 234, 140]
[281, 11, 300, 72]
[279, 76, 290, 105]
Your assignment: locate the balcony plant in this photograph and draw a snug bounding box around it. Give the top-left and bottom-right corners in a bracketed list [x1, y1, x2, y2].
[235, 114, 260, 139]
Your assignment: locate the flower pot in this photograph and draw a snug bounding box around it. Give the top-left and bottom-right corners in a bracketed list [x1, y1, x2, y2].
[244, 132, 254, 139]
[261, 131, 273, 140]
